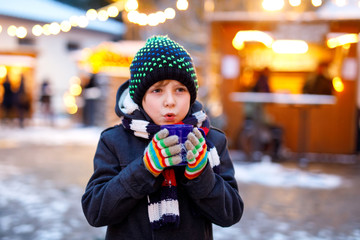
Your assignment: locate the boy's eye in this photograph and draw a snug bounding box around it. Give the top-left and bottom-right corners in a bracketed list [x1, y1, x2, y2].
[176, 87, 187, 92]
[151, 88, 161, 93]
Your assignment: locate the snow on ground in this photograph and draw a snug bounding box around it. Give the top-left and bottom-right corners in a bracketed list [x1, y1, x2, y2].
[234, 160, 342, 189]
[0, 162, 105, 240]
[0, 125, 355, 240]
[0, 125, 102, 146]
[0, 125, 343, 190]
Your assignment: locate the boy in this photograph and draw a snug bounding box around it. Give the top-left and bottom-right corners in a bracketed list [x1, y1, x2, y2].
[82, 35, 243, 239]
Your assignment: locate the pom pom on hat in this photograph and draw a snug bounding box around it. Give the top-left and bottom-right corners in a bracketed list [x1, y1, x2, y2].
[129, 35, 198, 105]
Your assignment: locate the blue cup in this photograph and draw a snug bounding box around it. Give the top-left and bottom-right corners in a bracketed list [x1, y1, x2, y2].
[160, 124, 193, 165]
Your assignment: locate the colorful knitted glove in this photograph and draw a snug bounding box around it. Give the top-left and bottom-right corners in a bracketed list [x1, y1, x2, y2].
[184, 128, 208, 180]
[144, 129, 182, 177]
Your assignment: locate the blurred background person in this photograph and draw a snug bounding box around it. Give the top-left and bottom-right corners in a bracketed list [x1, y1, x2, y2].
[14, 74, 30, 128]
[1, 75, 14, 125]
[303, 62, 334, 95]
[252, 67, 271, 93]
[82, 73, 101, 127]
[39, 79, 53, 126]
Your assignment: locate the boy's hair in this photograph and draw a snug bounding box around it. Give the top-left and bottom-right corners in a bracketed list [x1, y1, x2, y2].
[129, 35, 198, 105]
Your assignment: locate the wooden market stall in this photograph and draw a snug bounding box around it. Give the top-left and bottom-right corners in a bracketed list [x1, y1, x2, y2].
[204, 3, 360, 156]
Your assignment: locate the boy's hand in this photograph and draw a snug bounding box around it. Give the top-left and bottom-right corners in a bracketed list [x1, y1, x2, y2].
[184, 128, 208, 180]
[144, 129, 182, 177]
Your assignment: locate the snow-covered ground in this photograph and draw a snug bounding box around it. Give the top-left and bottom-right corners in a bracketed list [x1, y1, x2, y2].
[1, 125, 358, 240]
[0, 125, 344, 190]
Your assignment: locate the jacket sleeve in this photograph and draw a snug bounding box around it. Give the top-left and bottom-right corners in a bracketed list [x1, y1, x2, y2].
[81, 130, 162, 227]
[181, 129, 244, 227]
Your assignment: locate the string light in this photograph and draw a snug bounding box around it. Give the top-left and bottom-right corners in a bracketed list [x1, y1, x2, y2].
[86, 9, 98, 20]
[60, 21, 72, 32]
[97, 9, 109, 21]
[7, 25, 17, 37]
[262, 0, 284, 11]
[125, 0, 138, 12]
[0, 0, 189, 38]
[289, 0, 301, 7]
[107, 6, 120, 17]
[312, 0, 322, 7]
[177, 0, 189, 10]
[32, 25, 43, 36]
[124, 0, 180, 26]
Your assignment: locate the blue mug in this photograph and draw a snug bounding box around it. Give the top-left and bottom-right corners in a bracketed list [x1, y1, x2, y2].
[160, 124, 193, 166]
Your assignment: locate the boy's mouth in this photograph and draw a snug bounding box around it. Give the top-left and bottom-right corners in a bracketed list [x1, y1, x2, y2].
[164, 113, 176, 121]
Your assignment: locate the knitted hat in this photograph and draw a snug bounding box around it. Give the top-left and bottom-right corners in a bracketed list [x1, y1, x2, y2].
[129, 35, 198, 105]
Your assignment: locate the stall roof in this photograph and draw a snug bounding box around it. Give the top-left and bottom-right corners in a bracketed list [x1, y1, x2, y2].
[0, 0, 125, 35]
[316, 0, 360, 20]
[205, 0, 360, 22]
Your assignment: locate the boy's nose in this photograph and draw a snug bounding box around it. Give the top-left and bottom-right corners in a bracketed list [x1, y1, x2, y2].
[164, 91, 175, 107]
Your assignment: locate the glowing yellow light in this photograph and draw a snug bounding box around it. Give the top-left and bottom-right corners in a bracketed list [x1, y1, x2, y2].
[98, 10, 109, 21]
[0, 66, 7, 78]
[67, 105, 78, 114]
[127, 11, 138, 23]
[232, 30, 274, 50]
[232, 38, 245, 50]
[63, 92, 78, 114]
[147, 13, 159, 26]
[125, 0, 138, 12]
[78, 16, 89, 28]
[60, 21, 72, 32]
[42, 24, 51, 36]
[49, 22, 61, 35]
[312, 0, 322, 7]
[289, 0, 301, 7]
[7, 25, 17, 37]
[332, 77, 344, 92]
[32, 24, 43, 36]
[70, 16, 79, 27]
[108, 6, 119, 17]
[0, 25, 2, 33]
[86, 9, 98, 20]
[156, 11, 166, 23]
[177, 0, 189, 10]
[327, 33, 358, 48]
[343, 43, 351, 49]
[272, 40, 308, 54]
[262, 0, 284, 11]
[138, 13, 148, 26]
[70, 83, 82, 96]
[164, 8, 176, 19]
[16, 26, 27, 38]
[64, 92, 75, 106]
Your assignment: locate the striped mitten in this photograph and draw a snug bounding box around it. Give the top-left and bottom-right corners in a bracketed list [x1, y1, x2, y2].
[144, 129, 182, 177]
[184, 128, 208, 180]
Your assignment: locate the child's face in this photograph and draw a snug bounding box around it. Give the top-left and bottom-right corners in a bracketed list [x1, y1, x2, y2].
[142, 79, 191, 125]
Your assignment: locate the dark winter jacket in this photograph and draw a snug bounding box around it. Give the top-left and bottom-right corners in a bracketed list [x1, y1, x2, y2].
[81, 81, 243, 240]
